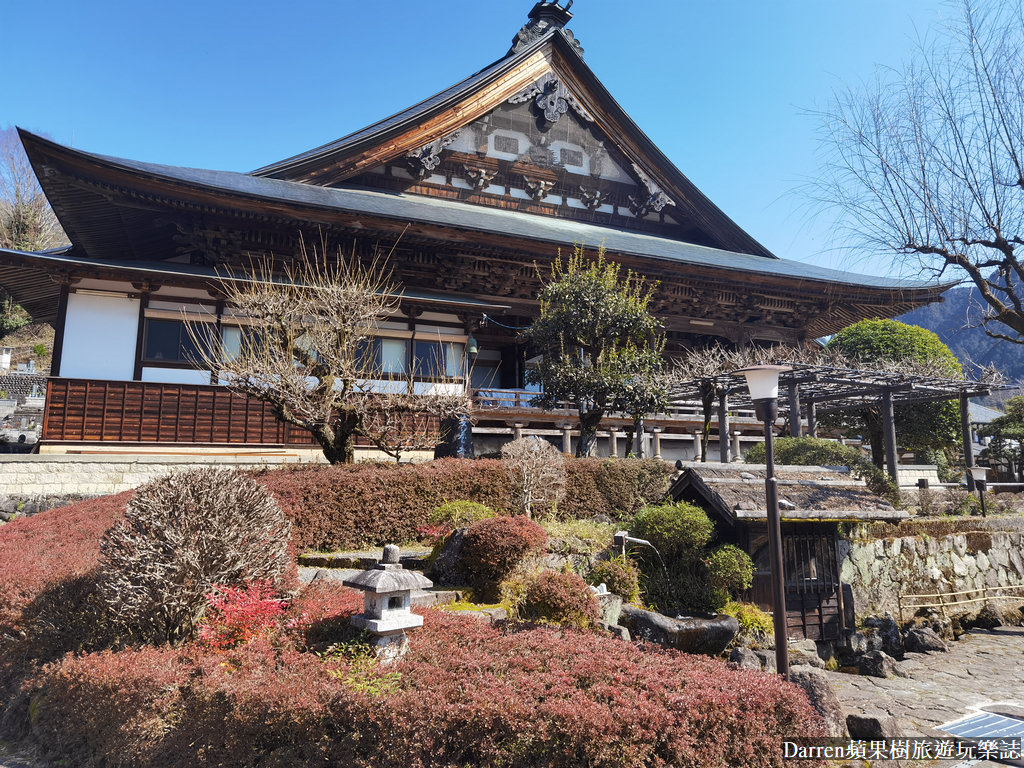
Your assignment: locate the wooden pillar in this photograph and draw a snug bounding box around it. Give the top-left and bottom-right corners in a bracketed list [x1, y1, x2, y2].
[731, 432, 742, 462]
[807, 401, 818, 438]
[49, 283, 71, 377]
[561, 424, 572, 455]
[961, 392, 976, 491]
[788, 381, 802, 437]
[512, 422, 524, 441]
[608, 429, 618, 458]
[881, 388, 899, 485]
[717, 389, 731, 463]
[692, 430, 703, 462]
[634, 417, 646, 458]
[652, 427, 663, 460]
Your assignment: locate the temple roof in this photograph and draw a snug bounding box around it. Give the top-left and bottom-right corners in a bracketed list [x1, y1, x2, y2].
[19, 132, 946, 294]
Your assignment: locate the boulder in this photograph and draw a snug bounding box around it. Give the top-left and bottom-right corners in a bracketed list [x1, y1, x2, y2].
[753, 649, 777, 672]
[729, 646, 763, 670]
[619, 605, 738, 656]
[788, 638, 826, 669]
[847, 713, 901, 740]
[789, 666, 847, 738]
[862, 614, 904, 658]
[595, 592, 623, 626]
[903, 626, 948, 653]
[858, 650, 902, 678]
[599, 622, 631, 642]
[430, 528, 467, 586]
[973, 603, 1004, 630]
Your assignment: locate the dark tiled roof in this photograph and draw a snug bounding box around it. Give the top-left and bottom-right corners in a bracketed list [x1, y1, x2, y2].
[63, 148, 945, 293]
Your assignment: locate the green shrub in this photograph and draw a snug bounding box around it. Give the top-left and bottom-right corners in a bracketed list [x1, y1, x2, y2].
[563, 458, 671, 519]
[721, 600, 773, 646]
[630, 502, 714, 560]
[744, 436, 899, 503]
[430, 500, 495, 528]
[705, 545, 754, 610]
[629, 502, 752, 614]
[521, 570, 602, 629]
[588, 556, 641, 604]
[32, 343, 47, 357]
[459, 516, 548, 601]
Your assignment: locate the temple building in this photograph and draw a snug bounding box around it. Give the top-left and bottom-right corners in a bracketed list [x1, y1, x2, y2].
[0, 1, 948, 458]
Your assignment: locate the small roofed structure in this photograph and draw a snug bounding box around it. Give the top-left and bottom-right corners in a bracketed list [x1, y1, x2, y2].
[343, 544, 433, 661]
[670, 464, 907, 642]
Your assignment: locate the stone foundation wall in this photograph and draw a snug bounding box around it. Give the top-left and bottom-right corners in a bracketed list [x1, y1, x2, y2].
[0, 454, 312, 497]
[840, 518, 1024, 618]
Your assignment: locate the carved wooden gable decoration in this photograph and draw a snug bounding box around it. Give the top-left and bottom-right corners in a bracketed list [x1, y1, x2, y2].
[254, 8, 771, 257]
[348, 73, 693, 239]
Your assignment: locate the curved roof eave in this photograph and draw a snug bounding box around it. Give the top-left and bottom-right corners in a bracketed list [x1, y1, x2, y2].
[19, 132, 955, 297]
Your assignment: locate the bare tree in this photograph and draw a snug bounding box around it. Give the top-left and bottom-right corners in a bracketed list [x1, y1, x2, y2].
[187, 241, 469, 464]
[501, 436, 566, 518]
[816, 0, 1024, 343]
[0, 127, 66, 251]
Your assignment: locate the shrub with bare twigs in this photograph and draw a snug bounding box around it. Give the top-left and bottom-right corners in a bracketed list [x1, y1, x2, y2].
[98, 468, 292, 646]
[501, 436, 566, 518]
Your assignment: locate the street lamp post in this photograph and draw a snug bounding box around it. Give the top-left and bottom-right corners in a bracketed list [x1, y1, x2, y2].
[968, 466, 989, 518]
[735, 364, 792, 680]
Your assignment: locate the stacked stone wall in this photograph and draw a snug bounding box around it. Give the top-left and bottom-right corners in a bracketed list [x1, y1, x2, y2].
[0, 454, 309, 498]
[840, 519, 1024, 618]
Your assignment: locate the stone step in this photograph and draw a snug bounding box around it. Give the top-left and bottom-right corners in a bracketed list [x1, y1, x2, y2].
[297, 548, 433, 570]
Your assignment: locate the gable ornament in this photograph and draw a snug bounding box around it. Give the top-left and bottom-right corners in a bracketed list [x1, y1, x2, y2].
[523, 177, 557, 202]
[578, 186, 606, 210]
[509, 73, 593, 128]
[463, 165, 498, 191]
[628, 163, 676, 218]
[403, 131, 461, 179]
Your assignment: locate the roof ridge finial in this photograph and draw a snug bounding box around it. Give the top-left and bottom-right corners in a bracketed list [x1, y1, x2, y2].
[509, 1, 583, 57]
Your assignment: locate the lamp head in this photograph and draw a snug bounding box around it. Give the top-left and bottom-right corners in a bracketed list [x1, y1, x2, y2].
[968, 466, 988, 483]
[466, 335, 479, 357]
[733, 364, 792, 401]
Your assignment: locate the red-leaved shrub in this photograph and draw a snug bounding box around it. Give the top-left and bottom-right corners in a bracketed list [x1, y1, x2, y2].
[197, 582, 288, 651]
[522, 570, 602, 629]
[26, 581, 825, 768]
[459, 516, 547, 599]
[256, 457, 669, 552]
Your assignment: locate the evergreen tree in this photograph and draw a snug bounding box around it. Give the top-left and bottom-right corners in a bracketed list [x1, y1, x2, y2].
[522, 245, 665, 457]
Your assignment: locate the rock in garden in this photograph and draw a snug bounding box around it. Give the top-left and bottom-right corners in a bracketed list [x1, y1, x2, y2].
[430, 528, 466, 586]
[619, 605, 738, 656]
[789, 667, 847, 738]
[789, 638, 826, 669]
[973, 603, 1003, 630]
[847, 713, 901, 740]
[858, 650, 902, 678]
[862, 614, 904, 658]
[729, 646, 762, 670]
[754, 649, 777, 672]
[903, 626, 948, 653]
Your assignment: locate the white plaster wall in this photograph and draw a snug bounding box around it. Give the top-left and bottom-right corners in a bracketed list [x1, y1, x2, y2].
[61, 293, 140, 380]
[140, 367, 212, 385]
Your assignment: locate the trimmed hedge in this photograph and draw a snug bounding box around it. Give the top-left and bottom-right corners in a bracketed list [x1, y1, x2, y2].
[26, 582, 825, 768]
[258, 458, 670, 552]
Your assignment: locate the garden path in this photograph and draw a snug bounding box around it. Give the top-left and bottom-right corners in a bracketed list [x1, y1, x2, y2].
[827, 626, 1024, 766]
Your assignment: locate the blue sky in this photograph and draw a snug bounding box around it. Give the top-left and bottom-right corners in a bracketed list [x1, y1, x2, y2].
[3, 0, 957, 277]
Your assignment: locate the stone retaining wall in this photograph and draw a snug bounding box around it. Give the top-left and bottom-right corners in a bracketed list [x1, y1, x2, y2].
[0, 454, 311, 497]
[840, 519, 1024, 618]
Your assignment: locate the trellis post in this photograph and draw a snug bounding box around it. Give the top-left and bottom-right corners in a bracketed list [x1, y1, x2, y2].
[881, 388, 900, 485]
[961, 392, 976, 492]
[717, 389, 730, 463]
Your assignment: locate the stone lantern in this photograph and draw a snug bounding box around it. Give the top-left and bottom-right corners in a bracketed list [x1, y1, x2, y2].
[343, 544, 433, 662]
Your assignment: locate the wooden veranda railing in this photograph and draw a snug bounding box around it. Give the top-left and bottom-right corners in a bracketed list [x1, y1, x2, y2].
[897, 584, 1024, 623]
[471, 388, 758, 421]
